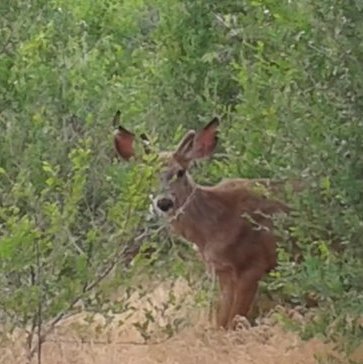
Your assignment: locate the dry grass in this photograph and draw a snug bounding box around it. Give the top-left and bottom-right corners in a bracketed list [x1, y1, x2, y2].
[0, 278, 347, 364]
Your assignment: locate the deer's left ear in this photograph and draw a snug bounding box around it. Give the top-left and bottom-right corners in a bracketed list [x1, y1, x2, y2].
[190, 117, 219, 160]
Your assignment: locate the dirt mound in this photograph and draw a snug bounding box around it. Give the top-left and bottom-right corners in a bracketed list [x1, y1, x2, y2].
[1, 322, 339, 364]
[0, 278, 344, 364]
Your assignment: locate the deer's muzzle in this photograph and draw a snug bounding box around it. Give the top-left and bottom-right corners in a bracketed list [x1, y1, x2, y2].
[156, 197, 174, 212]
[149, 194, 175, 216]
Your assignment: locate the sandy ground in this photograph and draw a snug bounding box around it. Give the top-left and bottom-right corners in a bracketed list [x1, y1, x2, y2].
[0, 278, 352, 364]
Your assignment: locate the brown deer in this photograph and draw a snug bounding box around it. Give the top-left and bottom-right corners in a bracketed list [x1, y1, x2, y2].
[113, 112, 295, 329]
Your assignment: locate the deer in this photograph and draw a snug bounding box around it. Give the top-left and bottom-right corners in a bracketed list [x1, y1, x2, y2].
[113, 112, 296, 330]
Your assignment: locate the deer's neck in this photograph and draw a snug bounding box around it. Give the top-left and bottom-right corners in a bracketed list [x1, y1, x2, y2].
[170, 177, 225, 250]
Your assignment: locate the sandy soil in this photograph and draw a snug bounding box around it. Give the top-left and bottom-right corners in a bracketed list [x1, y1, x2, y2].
[0, 278, 350, 364]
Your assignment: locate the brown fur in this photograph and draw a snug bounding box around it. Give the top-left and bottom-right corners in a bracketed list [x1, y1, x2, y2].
[113, 113, 295, 329]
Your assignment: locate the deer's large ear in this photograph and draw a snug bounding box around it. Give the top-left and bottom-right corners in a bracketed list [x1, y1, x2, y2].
[191, 117, 219, 159]
[174, 117, 220, 166]
[113, 111, 135, 161]
[174, 130, 196, 160]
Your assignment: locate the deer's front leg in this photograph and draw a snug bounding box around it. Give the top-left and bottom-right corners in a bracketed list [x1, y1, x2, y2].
[227, 267, 263, 329]
[216, 269, 234, 329]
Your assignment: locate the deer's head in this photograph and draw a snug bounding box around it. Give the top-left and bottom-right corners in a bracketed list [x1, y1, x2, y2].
[113, 111, 219, 217]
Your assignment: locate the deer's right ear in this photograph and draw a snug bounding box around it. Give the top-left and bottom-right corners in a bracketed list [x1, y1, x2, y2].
[113, 111, 135, 161]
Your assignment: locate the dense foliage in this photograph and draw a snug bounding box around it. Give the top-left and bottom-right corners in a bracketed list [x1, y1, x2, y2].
[0, 0, 362, 359]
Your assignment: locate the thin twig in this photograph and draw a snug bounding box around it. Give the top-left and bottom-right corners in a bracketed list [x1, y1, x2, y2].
[26, 267, 37, 358]
[35, 239, 42, 364]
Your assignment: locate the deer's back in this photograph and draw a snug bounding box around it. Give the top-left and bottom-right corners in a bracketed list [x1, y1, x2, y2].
[171, 180, 288, 273]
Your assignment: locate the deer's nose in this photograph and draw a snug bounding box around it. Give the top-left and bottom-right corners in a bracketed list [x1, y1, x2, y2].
[156, 197, 174, 212]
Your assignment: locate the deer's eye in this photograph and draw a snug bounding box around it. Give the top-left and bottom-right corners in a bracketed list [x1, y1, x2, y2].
[165, 172, 176, 182]
[177, 169, 185, 178]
